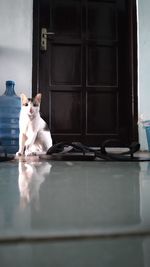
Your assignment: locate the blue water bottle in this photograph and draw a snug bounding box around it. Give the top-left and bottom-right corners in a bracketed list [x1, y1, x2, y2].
[0, 81, 21, 154]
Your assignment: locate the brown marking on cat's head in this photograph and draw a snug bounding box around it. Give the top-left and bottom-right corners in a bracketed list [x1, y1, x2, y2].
[20, 94, 28, 106]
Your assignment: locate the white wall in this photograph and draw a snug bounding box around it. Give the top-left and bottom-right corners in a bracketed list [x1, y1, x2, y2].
[0, 0, 33, 97]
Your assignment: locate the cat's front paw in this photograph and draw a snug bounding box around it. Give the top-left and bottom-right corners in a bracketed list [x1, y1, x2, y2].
[16, 151, 23, 157]
[25, 149, 37, 156]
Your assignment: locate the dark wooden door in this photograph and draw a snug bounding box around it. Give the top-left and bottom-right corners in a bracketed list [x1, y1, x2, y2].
[33, 0, 137, 146]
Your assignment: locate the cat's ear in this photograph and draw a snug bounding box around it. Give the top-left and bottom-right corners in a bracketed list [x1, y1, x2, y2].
[35, 93, 42, 104]
[20, 94, 28, 105]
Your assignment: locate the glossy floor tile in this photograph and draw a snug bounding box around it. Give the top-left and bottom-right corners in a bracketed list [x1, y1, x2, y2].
[0, 159, 150, 236]
[0, 157, 150, 266]
[1, 236, 150, 267]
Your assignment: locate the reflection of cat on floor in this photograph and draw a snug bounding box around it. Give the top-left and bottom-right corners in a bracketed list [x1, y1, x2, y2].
[18, 161, 51, 209]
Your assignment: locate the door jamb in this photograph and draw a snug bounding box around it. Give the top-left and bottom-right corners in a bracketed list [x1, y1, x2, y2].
[32, 0, 40, 97]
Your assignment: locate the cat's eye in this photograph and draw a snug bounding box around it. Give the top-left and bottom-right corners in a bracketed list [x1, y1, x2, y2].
[33, 103, 38, 107]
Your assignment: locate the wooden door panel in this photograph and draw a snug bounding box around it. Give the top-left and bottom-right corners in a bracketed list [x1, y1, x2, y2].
[87, 45, 117, 86]
[86, 1, 118, 144]
[87, 1, 117, 40]
[51, 0, 81, 37]
[86, 91, 118, 134]
[35, 0, 138, 146]
[47, 0, 83, 143]
[51, 44, 82, 85]
[50, 91, 82, 134]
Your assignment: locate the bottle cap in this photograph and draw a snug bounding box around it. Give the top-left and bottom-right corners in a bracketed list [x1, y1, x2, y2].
[6, 80, 15, 86]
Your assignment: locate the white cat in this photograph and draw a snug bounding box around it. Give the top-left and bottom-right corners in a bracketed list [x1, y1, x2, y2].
[16, 93, 52, 156]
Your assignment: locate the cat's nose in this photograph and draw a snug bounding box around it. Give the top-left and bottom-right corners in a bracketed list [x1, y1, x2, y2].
[30, 108, 33, 114]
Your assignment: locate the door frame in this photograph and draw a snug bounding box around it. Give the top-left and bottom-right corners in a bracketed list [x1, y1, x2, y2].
[32, 0, 138, 142]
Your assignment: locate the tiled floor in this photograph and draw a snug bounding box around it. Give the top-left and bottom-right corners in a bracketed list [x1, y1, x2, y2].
[0, 155, 150, 266]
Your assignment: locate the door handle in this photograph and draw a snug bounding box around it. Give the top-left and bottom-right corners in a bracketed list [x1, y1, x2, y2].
[40, 28, 55, 51]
